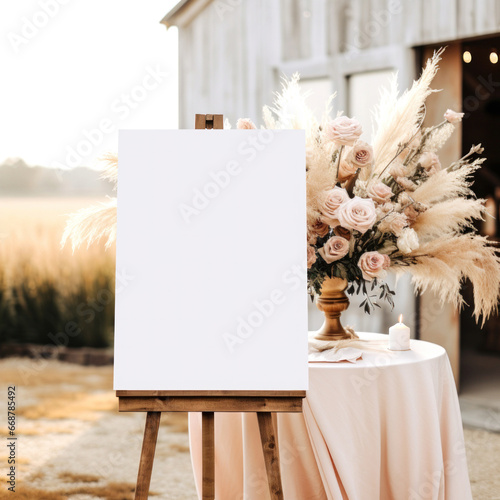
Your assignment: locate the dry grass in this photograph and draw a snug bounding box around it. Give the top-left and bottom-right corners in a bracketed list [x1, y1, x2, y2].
[0, 360, 113, 389]
[169, 442, 190, 454]
[18, 390, 117, 420]
[0, 482, 156, 500]
[0, 426, 74, 436]
[0, 197, 115, 347]
[58, 471, 100, 483]
[160, 412, 189, 433]
[0, 486, 66, 500]
[0, 455, 30, 465]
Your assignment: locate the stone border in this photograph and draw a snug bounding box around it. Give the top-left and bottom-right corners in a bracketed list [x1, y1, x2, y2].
[0, 343, 113, 366]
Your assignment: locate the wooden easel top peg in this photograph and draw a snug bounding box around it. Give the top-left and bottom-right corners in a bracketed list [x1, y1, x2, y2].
[195, 114, 223, 130]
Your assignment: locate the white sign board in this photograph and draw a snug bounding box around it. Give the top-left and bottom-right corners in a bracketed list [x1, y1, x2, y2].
[114, 130, 308, 391]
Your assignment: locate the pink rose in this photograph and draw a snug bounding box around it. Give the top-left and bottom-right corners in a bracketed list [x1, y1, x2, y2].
[319, 236, 350, 263]
[419, 152, 441, 175]
[320, 187, 350, 225]
[367, 182, 393, 204]
[307, 245, 317, 268]
[348, 141, 373, 168]
[236, 118, 257, 129]
[336, 196, 376, 234]
[338, 160, 357, 181]
[444, 109, 464, 124]
[358, 251, 391, 281]
[323, 116, 362, 146]
[311, 219, 329, 238]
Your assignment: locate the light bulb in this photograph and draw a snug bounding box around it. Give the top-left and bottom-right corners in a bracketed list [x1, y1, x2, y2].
[490, 50, 498, 64]
[463, 50, 472, 63]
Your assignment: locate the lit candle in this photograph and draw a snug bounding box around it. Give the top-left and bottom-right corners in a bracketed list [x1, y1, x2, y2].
[388, 314, 411, 351]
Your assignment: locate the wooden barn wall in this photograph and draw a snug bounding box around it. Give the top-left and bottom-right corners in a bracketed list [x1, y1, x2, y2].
[280, 0, 500, 61]
[176, 0, 500, 127]
[178, 0, 281, 128]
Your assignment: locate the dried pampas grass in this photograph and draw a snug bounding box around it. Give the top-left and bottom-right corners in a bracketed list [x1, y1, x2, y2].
[412, 198, 485, 241]
[411, 161, 481, 204]
[61, 198, 117, 251]
[99, 153, 118, 188]
[408, 235, 500, 324]
[370, 49, 443, 179]
[61, 154, 118, 251]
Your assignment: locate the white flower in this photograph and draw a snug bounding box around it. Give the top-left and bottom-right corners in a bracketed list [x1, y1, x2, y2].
[396, 177, 418, 191]
[390, 162, 406, 179]
[419, 152, 441, 175]
[378, 212, 408, 237]
[444, 109, 464, 124]
[397, 228, 419, 254]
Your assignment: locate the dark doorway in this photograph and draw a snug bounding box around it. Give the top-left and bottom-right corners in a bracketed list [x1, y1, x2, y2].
[460, 37, 500, 430]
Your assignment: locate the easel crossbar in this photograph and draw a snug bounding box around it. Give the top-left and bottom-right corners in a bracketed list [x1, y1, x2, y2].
[118, 396, 304, 413]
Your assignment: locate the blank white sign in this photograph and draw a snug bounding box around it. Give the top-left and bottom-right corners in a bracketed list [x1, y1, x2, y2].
[114, 130, 308, 391]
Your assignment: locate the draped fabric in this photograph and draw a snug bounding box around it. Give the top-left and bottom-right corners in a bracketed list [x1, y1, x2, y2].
[189, 333, 472, 500]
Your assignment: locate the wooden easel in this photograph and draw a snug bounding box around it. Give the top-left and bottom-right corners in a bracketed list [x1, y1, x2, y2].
[117, 114, 305, 500]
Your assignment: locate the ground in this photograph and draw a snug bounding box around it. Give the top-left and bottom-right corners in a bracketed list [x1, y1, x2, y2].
[0, 358, 499, 499]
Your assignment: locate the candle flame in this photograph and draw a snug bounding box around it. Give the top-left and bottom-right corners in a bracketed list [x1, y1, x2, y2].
[399, 314, 403, 323]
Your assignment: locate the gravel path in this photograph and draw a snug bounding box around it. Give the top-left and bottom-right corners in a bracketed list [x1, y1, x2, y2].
[0, 358, 498, 499]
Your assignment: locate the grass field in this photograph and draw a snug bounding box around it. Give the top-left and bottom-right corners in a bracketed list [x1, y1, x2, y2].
[0, 197, 116, 348]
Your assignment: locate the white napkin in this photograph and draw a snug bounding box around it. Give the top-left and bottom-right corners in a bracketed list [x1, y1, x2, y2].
[308, 346, 363, 363]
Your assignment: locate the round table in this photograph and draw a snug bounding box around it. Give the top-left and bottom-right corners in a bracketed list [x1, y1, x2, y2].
[189, 333, 472, 500]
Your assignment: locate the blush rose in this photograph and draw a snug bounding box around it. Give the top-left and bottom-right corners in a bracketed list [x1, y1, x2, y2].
[336, 196, 376, 234]
[320, 187, 350, 225]
[323, 116, 362, 146]
[319, 236, 350, 263]
[358, 251, 391, 281]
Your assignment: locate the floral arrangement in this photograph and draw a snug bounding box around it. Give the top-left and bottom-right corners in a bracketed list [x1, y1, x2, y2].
[63, 51, 500, 324]
[236, 51, 500, 323]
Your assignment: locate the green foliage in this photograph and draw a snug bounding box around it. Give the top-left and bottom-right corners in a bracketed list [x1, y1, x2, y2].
[0, 273, 115, 348]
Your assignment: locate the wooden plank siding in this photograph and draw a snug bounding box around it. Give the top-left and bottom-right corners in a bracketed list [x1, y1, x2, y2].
[168, 0, 500, 128]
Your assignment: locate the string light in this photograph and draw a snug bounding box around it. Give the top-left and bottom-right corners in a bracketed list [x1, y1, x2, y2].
[463, 50, 472, 63]
[490, 49, 498, 64]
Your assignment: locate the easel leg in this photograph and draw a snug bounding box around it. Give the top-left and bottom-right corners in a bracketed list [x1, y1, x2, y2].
[202, 412, 215, 500]
[135, 411, 161, 500]
[257, 412, 284, 500]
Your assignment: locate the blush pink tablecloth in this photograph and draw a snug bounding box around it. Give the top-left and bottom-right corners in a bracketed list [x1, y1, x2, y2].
[189, 333, 472, 500]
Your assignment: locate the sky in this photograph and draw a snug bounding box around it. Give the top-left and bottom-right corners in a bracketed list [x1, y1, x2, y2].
[1, 0, 179, 169]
